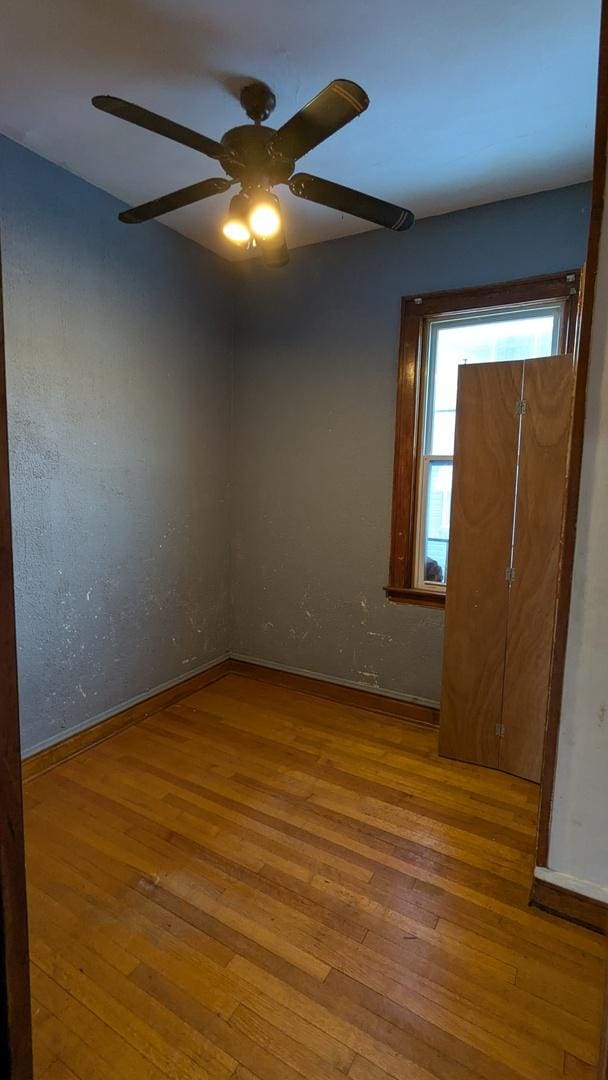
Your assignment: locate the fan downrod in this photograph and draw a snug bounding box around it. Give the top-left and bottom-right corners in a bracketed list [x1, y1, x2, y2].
[240, 82, 276, 123]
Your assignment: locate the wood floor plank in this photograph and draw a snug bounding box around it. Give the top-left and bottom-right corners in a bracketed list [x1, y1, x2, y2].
[118, 717, 537, 885]
[31, 966, 167, 1080]
[40, 1061, 80, 1080]
[101, 735, 532, 904]
[130, 964, 311, 1080]
[31, 999, 60, 1077]
[227, 952, 499, 1080]
[348, 1056, 398, 1080]
[25, 673, 604, 1079]
[31, 928, 235, 1079]
[564, 1051, 598, 1077]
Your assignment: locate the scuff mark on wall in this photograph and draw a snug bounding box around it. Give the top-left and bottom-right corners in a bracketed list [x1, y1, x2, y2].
[357, 669, 380, 687]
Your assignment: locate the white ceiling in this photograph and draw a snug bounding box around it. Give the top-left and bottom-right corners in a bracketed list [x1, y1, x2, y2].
[0, 0, 601, 258]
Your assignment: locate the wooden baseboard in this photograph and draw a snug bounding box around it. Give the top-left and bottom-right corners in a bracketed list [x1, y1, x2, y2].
[228, 658, 440, 727]
[529, 876, 607, 935]
[22, 658, 232, 782]
[22, 656, 439, 782]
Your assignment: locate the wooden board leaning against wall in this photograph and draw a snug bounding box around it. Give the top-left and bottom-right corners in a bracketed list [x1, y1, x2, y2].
[439, 355, 575, 784]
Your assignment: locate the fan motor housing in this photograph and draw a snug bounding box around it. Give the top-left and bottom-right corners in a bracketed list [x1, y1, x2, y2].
[220, 125, 294, 186]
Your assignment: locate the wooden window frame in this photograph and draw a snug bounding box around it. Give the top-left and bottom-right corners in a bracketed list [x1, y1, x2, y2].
[385, 271, 581, 608]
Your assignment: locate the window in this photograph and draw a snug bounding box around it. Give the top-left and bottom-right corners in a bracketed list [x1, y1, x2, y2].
[386, 272, 580, 606]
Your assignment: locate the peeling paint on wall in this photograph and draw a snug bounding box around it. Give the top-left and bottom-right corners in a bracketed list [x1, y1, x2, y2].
[0, 135, 234, 755]
[0, 133, 593, 745]
[231, 183, 592, 702]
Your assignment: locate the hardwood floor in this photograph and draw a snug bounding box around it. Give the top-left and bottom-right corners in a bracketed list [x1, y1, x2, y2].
[23, 673, 605, 1079]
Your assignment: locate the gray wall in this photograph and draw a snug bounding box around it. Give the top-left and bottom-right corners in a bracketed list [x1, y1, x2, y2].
[232, 183, 591, 704]
[0, 139, 592, 755]
[0, 136, 234, 755]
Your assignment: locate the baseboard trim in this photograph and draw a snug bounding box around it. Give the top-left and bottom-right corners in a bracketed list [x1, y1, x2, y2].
[22, 657, 232, 782]
[22, 654, 439, 782]
[228, 656, 440, 727]
[529, 876, 607, 935]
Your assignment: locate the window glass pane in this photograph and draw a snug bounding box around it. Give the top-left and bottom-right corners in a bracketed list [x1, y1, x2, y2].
[422, 460, 453, 585]
[430, 410, 456, 456]
[425, 305, 563, 455]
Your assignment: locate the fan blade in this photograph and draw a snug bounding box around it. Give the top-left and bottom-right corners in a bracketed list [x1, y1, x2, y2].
[92, 95, 225, 161]
[118, 177, 231, 224]
[259, 236, 290, 268]
[268, 80, 369, 161]
[289, 173, 414, 231]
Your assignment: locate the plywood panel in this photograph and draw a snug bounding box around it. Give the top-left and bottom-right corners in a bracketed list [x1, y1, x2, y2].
[500, 355, 574, 781]
[439, 360, 522, 768]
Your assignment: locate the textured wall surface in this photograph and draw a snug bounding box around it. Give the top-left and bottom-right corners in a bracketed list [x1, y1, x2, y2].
[0, 136, 234, 755]
[0, 137, 592, 754]
[543, 168, 608, 900]
[232, 184, 591, 703]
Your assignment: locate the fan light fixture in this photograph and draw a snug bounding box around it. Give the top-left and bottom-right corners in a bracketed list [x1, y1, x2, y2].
[94, 79, 415, 269]
[222, 191, 283, 248]
[249, 194, 282, 241]
[223, 218, 250, 245]
[222, 194, 251, 246]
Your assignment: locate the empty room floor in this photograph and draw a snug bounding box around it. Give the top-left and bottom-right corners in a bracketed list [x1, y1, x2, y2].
[23, 673, 605, 1080]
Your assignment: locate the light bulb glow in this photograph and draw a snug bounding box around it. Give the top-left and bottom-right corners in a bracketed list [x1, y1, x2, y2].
[249, 201, 281, 240]
[222, 218, 251, 246]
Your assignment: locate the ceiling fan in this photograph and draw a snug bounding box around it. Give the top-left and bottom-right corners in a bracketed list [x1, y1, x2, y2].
[92, 80, 415, 267]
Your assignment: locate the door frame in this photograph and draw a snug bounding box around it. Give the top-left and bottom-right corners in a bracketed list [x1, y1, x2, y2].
[0, 6, 607, 1079]
[601, 964, 608, 1080]
[535, 0, 608, 870]
[0, 237, 32, 1074]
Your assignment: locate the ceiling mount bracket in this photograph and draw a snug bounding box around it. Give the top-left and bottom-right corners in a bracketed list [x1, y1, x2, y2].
[239, 82, 276, 123]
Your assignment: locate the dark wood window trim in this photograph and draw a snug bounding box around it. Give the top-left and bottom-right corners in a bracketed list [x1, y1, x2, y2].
[385, 271, 581, 608]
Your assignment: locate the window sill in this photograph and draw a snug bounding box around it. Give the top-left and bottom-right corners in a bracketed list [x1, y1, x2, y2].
[384, 585, 446, 609]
